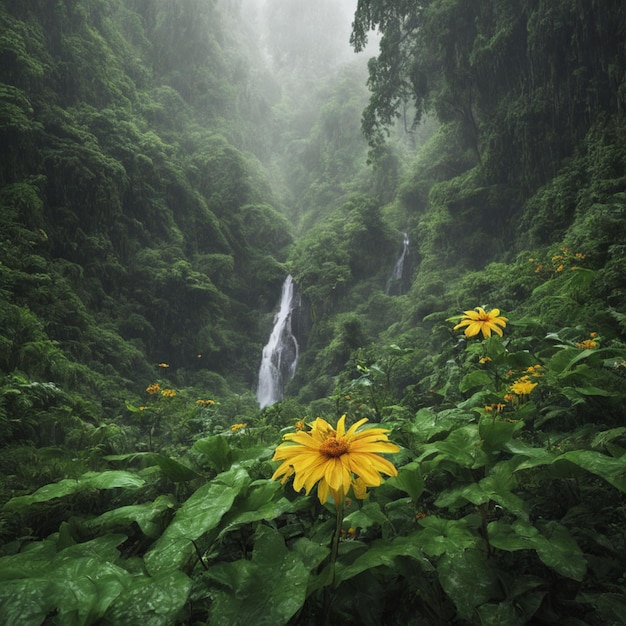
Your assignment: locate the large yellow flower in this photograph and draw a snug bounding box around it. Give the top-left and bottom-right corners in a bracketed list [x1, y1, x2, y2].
[271, 415, 399, 505]
[453, 307, 508, 338]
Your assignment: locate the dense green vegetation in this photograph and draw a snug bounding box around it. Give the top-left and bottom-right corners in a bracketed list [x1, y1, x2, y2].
[1, 0, 625, 624]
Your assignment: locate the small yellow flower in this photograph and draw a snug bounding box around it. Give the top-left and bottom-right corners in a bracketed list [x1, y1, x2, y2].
[158, 363, 169, 368]
[453, 307, 508, 339]
[161, 388, 177, 398]
[230, 423, 247, 432]
[146, 383, 161, 395]
[295, 420, 306, 431]
[509, 376, 538, 395]
[479, 356, 492, 364]
[484, 405, 494, 413]
[555, 264, 564, 272]
[575, 339, 598, 350]
[195, 399, 215, 407]
[272, 415, 399, 506]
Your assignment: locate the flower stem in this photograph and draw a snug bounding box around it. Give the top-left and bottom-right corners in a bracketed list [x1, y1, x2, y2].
[323, 498, 344, 624]
[329, 498, 344, 586]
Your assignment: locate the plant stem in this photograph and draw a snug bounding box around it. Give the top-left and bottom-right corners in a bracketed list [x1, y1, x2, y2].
[329, 498, 344, 587]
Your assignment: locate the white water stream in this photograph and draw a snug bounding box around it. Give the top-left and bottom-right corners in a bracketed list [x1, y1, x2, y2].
[386, 232, 410, 294]
[256, 275, 299, 408]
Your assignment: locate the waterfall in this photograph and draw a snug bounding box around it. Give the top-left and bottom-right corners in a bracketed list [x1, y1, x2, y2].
[386, 232, 410, 294]
[256, 275, 299, 408]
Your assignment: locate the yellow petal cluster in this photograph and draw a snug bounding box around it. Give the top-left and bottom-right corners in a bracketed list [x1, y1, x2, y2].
[509, 376, 538, 395]
[271, 415, 399, 505]
[453, 307, 508, 338]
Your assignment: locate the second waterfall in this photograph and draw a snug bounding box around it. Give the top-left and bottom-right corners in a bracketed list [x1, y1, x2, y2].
[256, 275, 299, 408]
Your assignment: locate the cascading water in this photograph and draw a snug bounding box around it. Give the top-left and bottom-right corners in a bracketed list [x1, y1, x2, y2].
[386, 232, 410, 294]
[256, 275, 299, 408]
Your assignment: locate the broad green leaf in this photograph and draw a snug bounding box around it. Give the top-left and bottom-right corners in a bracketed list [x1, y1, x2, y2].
[459, 370, 492, 392]
[435, 482, 487, 509]
[0, 579, 56, 626]
[534, 521, 587, 581]
[103, 570, 191, 626]
[4, 471, 145, 512]
[344, 501, 388, 533]
[0, 536, 131, 625]
[419, 425, 488, 469]
[546, 347, 600, 375]
[206, 525, 309, 626]
[553, 450, 626, 492]
[334, 533, 429, 584]
[479, 416, 524, 454]
[192, 434, 232, 472]
[477, 601, 525, 626]
[488, 520, 587, 580]
[406, 407, 474, 443]
[144, 467, 250, 575]
[387, 461, 424, 502]
[414, 515, 482, 556]
[506, 440, 555, 471]
[81, 470, 145, 491]
[147, 454, 200, 482]
[79, 495, 176, 539]
[216, 479, 299, 540]
[437, 548, 499, 620]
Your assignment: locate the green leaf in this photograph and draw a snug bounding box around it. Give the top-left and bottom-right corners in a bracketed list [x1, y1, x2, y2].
[334, 533, 430, 585]
[476, 602, 525, 626]
[459, 370, 492, 392]
[4, 471, 145, 512]
[418, 425, 488, 469]
[192, 435, 233, 472]
[206, 525, 310, 626]
[79, 495, 176, 539]
[144, 467, 250, 575]
[147, 454, 201, 482]
[0, 535, 131, 625]
[405, 407, 475, 443]
[414, 515, 482, 556]
[344, 501, 389, 533]
[488, 520, 587, 580]
[506, 439, 555, 471]
[479, 416, 524, 454]
[553, 450, 626, 492]
[103, 570, 191, 626]
[387, 461, 424, 502]
[437, 548, 499, 620]
[216, 479, 299, 540]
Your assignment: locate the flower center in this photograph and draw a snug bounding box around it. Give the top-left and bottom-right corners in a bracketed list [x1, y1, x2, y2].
[319, 436, 349, 458]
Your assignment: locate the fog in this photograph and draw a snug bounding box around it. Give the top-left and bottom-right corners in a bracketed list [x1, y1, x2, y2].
[244, 0, 379, 76]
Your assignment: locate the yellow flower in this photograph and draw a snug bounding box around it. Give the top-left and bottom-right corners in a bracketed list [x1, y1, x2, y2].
[161, 388, 177, 398]
[231, 423, 247, 432]
[295, 420, 307, 431]
[509, 376, 538, 395]
[158, 363, 169, 368]
[453, 307, 508, 339]
[575, 339, 598, 350]
[146, 383, 160, 395]
[196, 399, 215, 407]
[271, 415, 399, 506]
[479, 356, 492, 364]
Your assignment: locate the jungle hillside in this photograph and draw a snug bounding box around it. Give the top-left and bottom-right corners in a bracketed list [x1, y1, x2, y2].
[1, 1, 626, 624]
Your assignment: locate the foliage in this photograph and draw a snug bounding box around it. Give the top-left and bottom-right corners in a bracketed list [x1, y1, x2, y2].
[2, 0, 626, 624]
